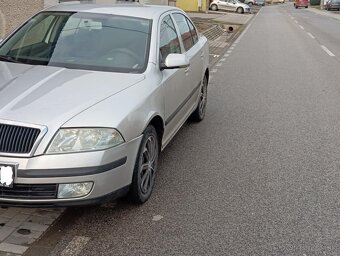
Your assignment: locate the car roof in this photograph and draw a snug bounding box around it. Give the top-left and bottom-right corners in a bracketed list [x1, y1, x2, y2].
[45, 3, 181, 19]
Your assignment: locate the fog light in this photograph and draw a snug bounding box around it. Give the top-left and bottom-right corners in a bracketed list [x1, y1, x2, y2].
[58, 182, 93, 199]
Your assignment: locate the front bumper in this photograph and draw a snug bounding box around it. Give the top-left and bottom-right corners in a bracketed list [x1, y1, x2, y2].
[0, 135, 142, 207]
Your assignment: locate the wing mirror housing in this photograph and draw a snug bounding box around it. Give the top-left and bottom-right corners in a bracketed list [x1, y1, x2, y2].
[161, 54, 190, 70]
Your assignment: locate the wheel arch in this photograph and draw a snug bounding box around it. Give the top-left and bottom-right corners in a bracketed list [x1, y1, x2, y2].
[144, 114, 164, 150]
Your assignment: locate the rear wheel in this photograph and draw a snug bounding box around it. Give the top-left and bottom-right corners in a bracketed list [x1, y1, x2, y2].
[128, 125, 159, 204]
[305, 5, 308, 8]
[191, 75, 208, 122]
[211, 4, 218, 11]
[237, 7, 244, 13]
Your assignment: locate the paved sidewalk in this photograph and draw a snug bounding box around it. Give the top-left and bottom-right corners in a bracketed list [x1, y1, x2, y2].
[188, 12, 254, 25]
[0, 207, 64, 255]
[308, 7, 340, 21]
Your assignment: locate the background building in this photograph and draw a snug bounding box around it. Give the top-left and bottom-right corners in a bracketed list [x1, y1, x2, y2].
[0, 0, 172, 38]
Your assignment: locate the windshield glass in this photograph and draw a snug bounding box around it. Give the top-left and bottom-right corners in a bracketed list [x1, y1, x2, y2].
[0, 12, 152, 73]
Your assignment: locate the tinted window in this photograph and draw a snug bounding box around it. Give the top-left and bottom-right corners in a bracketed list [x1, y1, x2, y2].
[173, 13, 194, 51]
[0, 12, 152, 73]
[159, 15, 181, 63]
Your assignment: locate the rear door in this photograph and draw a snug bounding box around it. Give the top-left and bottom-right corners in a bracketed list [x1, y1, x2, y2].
[172, 13, 204, 115]
[159, 14, 190, 139]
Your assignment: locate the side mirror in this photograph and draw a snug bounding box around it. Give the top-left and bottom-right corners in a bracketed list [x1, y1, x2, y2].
[161, 54, 189, 70]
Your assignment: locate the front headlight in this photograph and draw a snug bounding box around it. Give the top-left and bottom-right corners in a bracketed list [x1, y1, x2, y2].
[46, 128, 124, 154]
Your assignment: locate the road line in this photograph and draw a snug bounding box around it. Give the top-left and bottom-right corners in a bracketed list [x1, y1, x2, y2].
[211, 69, 218, 73]
[234, 7, 262, 44]
[320, 45, 335, 57]
[307, 32, 315, 39]
[224, 54, 229, 57]
[299, 25, 304, 30]
[227, 50, 232, 54]
[220, 58, 226, 62]
[61, 236, 91, 256]
[294, 20, 298, 23]
[230, 47, 234, 50]
[216, 62, 222, 67]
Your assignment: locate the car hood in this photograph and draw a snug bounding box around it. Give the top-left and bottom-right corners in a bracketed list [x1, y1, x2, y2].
[0, 62, 144, 128]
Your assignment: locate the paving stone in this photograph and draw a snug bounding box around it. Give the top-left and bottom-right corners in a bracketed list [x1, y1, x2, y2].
[0, 226, 16, 242]
[0, 217, 10, 226]
[0, 209, 20, 219]
[0, 243, 28, 255]
[13, 229, 43, 240]
[0, 251, 20, 256]
[5, 215, 29, 228]
[32, 210, 62, 219]
[19, 222, 49, 232]
[17, 209, 36, 215]
[4, 235, 35, 247]
[26, 215, 55, 225]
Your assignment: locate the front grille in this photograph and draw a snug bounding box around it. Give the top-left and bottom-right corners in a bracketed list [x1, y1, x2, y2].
[0, 124, 41, 154]
[0, 184, 57, 199]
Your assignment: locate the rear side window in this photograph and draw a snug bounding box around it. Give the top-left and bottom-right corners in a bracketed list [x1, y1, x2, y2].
[159, 15, 181, 63]
[187, 19, 198, 44]
[173, 13, 195, 51]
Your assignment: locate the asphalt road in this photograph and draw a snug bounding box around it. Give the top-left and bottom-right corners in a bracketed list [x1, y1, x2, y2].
[27, 4, 340, 256]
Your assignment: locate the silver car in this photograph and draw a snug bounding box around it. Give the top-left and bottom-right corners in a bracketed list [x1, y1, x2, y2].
[0, 3, 209, 206]
[210, 0, 251, 13]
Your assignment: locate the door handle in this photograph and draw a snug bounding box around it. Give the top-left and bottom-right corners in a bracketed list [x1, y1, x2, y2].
[200, 52, 204, 58]
[184, 67, 190, 73]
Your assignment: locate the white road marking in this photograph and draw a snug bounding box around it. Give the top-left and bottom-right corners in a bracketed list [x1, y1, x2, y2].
[220, 58, 226, 62]
[234, 7, 262, 44]
[294, 20, 298, 23]
[307, 32, 315, 39]
[321, 45, 335, 57]
[299, 25, 304, 30]
[232, 43, 237, 47]
[152, 215, 163, 221]
[61, 236, 91, 256]
[227, 50, 232, 54]
[224, 54, 230, 57]
[209, 54, 220, 58]
[216, 62, 222, 67]
[230, 47, 234, 50]
[211, 69, 218, 73]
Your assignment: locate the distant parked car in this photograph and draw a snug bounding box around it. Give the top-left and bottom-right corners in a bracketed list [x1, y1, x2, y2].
[254, 0, 265, 6]
[294, 0, 309, 7]
[210, 0, 251, 13]
[325, 0, 340, 10]
[245, 0, 255, 5]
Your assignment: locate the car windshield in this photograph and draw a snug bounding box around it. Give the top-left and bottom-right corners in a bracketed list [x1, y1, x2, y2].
[0, 12, 152, 73]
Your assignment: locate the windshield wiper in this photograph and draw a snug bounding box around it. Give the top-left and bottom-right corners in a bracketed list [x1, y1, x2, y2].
[0, 55, 21, 64]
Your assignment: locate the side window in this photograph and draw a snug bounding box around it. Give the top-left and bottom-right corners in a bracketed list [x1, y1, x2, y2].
[187, 18, 198, 44]
[173, 13, 194, 52]
[159, 15, 181, 63]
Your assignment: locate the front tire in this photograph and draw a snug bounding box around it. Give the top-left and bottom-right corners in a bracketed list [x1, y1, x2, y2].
[191, 75, 208, 122]
[211, 4, 218, 11]
[128, 125, 159, 204]
[237, 7, 244, 13]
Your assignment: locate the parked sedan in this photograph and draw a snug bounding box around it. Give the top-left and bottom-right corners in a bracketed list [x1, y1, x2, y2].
[294, 0, 309, 8]
[210, 0, 251, 13]
[325, 0, 340, 10]
[254, 0, 266, 6]
[0, 4, 209, 206]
